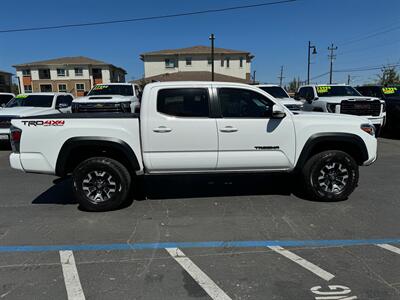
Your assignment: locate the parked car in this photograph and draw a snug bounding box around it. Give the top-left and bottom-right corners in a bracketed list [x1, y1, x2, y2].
[10, 82, 377, 211]
[0, 93, 73, 141]
[356, 85, 400, 132]
[296, 84, 386, 134]
[0, 93, 15, 108]
[72, 83, 142, 113]
[256, 85, 303, 111]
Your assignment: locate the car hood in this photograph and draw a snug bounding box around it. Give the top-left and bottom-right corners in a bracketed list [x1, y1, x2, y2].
[0, 106, 55, 117]
[73, 95, 134, 103]
[276, 97, 302, 106]
[318, 96, 380, 103]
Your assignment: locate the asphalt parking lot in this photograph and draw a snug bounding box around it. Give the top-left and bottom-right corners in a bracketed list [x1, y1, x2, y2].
[0, 138, 400, 300]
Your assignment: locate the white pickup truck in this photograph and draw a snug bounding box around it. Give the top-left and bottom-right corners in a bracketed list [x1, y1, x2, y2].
[296, 84, 386, 134]
[72, 83, 141, 113]
[9, 82, 377, 211]
[0, 93, 73, 141]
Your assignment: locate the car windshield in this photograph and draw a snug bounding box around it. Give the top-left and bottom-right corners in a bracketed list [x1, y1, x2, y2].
[316, 86, 361, 97]
[382, 87, 400, 98]
[6, 95, 54, 108]
[259, 86, 289, 98]
[0, 94, 14, 106]
[88, 85, 133, 96]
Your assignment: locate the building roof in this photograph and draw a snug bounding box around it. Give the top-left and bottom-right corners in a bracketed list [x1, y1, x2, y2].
[13, 56, 127, 73]
[141, 46, 253, 58]
[0, 70, 13, 75]
[133, 71, 252, 85]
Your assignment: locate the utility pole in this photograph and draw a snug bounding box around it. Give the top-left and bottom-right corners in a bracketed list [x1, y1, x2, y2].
[307, 41, 317, 84]
[347, 74, 351, 85]
[209, 33, 215, 81]
[328, 43, 338, 84]
[252, 70, 256, 84]
[278, 66, 285, 86]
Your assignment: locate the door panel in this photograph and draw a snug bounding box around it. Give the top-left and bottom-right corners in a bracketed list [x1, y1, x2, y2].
[143, 86, 218, 172]
[215, 87, 296, 170]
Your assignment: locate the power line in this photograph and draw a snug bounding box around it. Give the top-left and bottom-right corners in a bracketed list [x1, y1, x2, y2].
[0, 0, 296, 34]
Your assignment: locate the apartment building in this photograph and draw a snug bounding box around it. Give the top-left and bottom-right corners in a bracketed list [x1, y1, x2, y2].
[14, 56, 126, 97]
[0, 70, 13, 93]
[140, 46, 254, 83]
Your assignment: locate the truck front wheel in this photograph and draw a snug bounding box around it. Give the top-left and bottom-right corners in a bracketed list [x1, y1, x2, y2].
[72, 157, 131, 211]
[302, 150, 359, 201]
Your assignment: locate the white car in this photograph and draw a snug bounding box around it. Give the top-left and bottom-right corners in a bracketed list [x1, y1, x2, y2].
[9, 81, 377, 211]
[256, 85, 303, 111]
[296, 84, 386, 133]
[0, 93, 15, 109]
[0, 93, 73, 141]
[72, 83, 141, 113]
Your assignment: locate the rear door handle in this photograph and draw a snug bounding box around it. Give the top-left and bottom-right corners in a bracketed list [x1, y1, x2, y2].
[153, 126, 172, 133]
[220, 126, 238, 133]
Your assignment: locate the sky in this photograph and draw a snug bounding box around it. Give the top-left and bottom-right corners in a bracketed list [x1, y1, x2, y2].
[0, 0, 399, 86]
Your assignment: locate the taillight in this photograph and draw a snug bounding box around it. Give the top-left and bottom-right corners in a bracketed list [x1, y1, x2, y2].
[10, 125, 22, 153]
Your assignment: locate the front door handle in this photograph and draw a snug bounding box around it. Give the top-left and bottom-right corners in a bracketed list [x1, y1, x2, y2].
[153, 126, 172, 133]
[220, 126, 238, 133]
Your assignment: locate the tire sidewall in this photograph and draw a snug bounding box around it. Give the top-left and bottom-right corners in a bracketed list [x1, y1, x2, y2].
[73, 158, 130, 211]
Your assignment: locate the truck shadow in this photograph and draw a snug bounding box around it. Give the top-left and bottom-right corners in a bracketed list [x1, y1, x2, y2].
[31, 173, 314, 207]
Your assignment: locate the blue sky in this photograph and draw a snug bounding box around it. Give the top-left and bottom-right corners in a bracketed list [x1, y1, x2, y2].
[0, 0, 399, 86]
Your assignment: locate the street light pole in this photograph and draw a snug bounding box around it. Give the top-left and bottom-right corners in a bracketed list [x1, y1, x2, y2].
[209, 33, 215, 81]
[307, 41, 317, 84]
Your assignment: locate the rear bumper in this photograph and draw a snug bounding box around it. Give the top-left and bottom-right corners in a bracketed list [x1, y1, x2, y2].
[9, 153, 24, 171]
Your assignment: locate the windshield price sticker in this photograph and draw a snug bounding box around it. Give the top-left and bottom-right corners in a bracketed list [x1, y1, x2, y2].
[93, 85, 109, 90]
[382, 87, 397, 94]
[16, 94, 28, 99]
[317, 86, 332, 93]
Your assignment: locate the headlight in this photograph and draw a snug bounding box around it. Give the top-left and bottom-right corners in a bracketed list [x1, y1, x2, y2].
[361, 123, 375, 136]
[326, 103, 337, 113]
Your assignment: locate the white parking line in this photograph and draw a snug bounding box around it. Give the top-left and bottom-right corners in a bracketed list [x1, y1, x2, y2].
[166, 247, 232, 300]
[59, 250, 86, 300]
[268, 246, 335, 281]
[376, 244, 400, 255]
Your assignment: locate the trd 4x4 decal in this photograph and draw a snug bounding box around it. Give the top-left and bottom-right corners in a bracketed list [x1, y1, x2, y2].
[21, 120, 65, 127]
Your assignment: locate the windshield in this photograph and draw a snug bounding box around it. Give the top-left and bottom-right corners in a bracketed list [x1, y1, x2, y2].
[316, 85, 361, 97]
[382, 87, 400, 98]
[259, 86, 289, 98]
[88, 85, 133, 96]
[6, 95, 54, 108]
[0, 94, 14, 105]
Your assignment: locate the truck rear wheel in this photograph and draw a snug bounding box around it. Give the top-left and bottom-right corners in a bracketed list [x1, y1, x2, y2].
[72, 157, 131, 211]
[302, 150, 358, 201]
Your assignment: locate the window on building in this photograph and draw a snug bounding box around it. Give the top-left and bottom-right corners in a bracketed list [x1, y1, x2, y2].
[165, 59, 176, 68]
[24, 85, 32, 93]
[218, 88, 273, 118]
[185, 57, 192, 66]
[58, 84, 67, 93]
[40, 84, 53, 93]
[207, 57, 212, 65]
[39, 69, 51, 79]
[0, 76, 4, 85]
[74, 68, 83, 76]
[76, 83, 85, 92]
[22, 69, 31, 76]
[157, 88, 210, 117]
[226, 57, 230, 68]
[57, 69, 66, 77]
[240, 57, 244, 68]
[221, 59, 224, 67]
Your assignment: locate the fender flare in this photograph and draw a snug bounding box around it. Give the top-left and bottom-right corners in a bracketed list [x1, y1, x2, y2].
[56, 137, 140, 177]
[295, 133, 369, 168]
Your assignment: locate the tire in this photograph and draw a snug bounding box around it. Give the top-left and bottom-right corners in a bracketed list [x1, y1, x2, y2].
[302, 150, 359, 201]
[72, 157, 131, 211]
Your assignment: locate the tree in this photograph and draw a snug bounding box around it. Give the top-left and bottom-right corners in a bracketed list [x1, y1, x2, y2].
[377, 66, 400, 86]
[286, 77, 302, 93]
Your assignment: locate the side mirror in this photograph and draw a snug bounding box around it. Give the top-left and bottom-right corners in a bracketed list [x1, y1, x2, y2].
[83, 91, 88, 96]
[305, 93, 315, 102]
[56, 103, 69, 109]
[271, 105, 286, 119]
